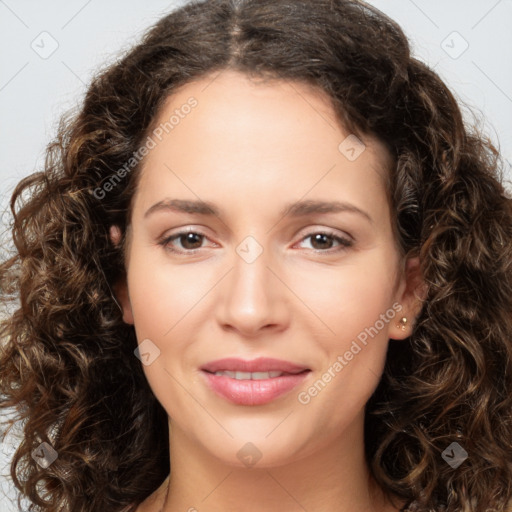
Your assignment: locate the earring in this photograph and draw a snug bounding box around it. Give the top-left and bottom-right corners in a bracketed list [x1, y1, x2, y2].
[397, 317, 407, 331]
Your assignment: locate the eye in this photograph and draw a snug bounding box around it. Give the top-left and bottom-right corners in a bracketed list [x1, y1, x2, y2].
[158, 230, 212, 254]
[296, 231, 353, 252]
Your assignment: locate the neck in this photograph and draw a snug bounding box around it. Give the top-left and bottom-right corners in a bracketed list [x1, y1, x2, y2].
[156, 412, 402, 512]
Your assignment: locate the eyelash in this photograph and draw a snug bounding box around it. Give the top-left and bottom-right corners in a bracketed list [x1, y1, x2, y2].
[158, 229, 353, 255]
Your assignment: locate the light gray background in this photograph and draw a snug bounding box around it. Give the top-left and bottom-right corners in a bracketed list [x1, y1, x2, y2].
[1, 1, 511, 510]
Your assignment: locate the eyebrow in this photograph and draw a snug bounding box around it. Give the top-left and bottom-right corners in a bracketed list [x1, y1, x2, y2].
[144, 198, 373, 224]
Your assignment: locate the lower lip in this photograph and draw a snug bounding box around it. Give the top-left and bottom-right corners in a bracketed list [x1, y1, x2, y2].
[201, 371, 310, 405]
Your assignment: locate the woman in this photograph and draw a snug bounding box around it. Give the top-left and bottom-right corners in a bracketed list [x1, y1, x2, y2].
[1, 0, 511, 511]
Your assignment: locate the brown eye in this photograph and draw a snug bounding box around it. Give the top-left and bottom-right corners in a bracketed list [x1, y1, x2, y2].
[298, 231, 353, 252]
[176, 232, 204, 250]
[159, 231, 209, 253]
[310, 233, 335, 250]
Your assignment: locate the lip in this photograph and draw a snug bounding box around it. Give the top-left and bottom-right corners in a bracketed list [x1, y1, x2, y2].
[200, 357, 309, 374]
[200, 357, 311, 406]
[201, 371, 310, 405]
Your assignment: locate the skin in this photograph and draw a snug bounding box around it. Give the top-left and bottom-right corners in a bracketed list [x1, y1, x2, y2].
[111, 69, 426, 512]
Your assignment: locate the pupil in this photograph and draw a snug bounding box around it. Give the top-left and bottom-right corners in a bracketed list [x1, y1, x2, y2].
[312, 233, 331, 250]
[182, 233, 202, 249]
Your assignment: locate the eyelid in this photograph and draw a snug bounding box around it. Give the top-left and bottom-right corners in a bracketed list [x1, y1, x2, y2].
[294, 225, 353, 243]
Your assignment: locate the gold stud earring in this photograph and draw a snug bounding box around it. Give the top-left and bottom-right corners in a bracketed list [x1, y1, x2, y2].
[397, 317, 407, 331]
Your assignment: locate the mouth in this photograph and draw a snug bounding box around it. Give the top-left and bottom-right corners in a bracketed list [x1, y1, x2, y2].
[203, 369, 309, 379]
[200, 356, 310, 374]
[200, 357, 311, 406]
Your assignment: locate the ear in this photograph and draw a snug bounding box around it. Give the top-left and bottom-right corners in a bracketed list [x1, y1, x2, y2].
[109, 225, 134, 325]
[389, 256, 427, 340]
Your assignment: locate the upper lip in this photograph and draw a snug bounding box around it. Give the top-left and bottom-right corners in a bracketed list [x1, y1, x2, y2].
[200, 357, 310, 374]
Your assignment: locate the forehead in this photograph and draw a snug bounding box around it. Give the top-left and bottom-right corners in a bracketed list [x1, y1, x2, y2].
[134, 69, 393, 216]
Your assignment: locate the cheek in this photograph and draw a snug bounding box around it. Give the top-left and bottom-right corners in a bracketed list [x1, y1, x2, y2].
[286, 251, 399, 343]
[294, 261, 398, 428]
[127, 249, 206, 336]
[126, 252, 200, 415]
[126, 247, 215, 388]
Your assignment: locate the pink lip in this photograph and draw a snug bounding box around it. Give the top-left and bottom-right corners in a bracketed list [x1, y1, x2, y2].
[200, 357, 309, 374]
[201, 371, 310, 405]
[200, 357, 311, 406]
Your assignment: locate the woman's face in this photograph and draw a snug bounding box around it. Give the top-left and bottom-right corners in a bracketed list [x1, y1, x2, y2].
[113, 69, 423, 467]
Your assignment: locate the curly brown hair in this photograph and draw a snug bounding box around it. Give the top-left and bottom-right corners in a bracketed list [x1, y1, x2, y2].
[1, 0, 512, 511]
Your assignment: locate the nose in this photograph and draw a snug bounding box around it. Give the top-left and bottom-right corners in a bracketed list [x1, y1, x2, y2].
[215, 243, 290, 338]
